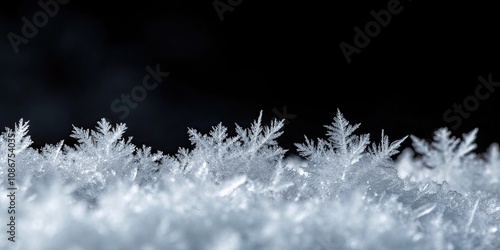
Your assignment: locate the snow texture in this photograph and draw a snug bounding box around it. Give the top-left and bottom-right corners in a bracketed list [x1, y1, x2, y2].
[1, 110, 499, 249]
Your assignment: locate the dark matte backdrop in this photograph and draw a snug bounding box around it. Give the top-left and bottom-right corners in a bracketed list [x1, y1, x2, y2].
[1, 0, 500, 156]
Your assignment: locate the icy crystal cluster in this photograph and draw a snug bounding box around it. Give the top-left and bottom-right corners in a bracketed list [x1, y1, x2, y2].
[1, 110, 499, 249]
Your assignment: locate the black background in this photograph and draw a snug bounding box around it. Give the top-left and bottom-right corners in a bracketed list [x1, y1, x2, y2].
[1, 0, 500, 156]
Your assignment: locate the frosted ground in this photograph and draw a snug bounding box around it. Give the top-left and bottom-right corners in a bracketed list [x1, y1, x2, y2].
[1, 110, 499, 250]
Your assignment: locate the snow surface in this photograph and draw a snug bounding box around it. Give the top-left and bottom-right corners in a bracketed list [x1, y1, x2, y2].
[1, 110, 499, 250]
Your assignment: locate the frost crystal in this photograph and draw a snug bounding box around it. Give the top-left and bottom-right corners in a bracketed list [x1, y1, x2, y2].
[1, 111, 499, 249]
